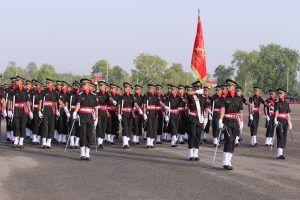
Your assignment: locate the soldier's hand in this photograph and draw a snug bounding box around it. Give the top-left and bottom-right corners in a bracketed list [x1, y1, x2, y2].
[249, 114, 253, 121]
[218, 119, 223, 129]
[288, 121, 292, 130]
[8, 110, 13, 118]
[29, 111, 33, 120]
[138, 109, 143, 115]
[208, 113, 212, 121]
[118, 114, 122, 122]
[164, 106, 170, 111]
[2, 110, 7, 118]
[165, 115, 169, 123]
[56, 109, 60, 117]
[38, 111, 43, 118]
[94, 119, 98, 128]
[143, 113, 147, 121]
[196, 89, 203, 95]
[265, 115, 270, 121]
[66, 112, 71, 119]
[72, 112, 78, 120]
[112, 100, 117, 106]
[274, 118, 278, 126]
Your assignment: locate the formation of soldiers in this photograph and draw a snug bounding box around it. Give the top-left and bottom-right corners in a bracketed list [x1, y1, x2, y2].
[0, 76, 293, 170]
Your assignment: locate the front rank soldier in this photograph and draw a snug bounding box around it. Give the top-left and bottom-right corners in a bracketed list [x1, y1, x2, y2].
[177, 85, 188, 144]
[7, 76, 33, 148]
[6, 77, 16, 142]
[162, 84, 172, 142]
[106, 84, 120, 144]
[219, 79, 243, 170]
[39, 78, 58, 149]
[54, 80, 62, 141]
[211, 85, 223, 147]
[132, 84, 144, 145]
[25, 80, 33, 139]
[96, 81, 117, 149]
[274, 88, 292, 159]
[31, 80, 44, 144]
[72, 79, 98, 161]
[202, 86, 212, 143]
[264, 90, 276, 147]
[248, 87, 265, 147]
[186, 81, 208, 161]
[156, 84, 165, 144]
[118, 82, 144, 148]
[68, 81, 81, 148]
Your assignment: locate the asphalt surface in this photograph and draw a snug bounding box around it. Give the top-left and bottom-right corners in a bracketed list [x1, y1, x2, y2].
[0, 105, 300, 200]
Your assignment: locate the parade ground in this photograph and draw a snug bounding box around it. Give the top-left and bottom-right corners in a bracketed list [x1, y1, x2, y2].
[0, 105, 299, 200]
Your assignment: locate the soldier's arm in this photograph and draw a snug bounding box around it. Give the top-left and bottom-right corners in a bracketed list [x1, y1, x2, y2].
[73, 102, 80, 113]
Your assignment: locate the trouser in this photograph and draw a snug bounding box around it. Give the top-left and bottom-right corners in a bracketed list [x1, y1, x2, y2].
[223, 119, 239, 153]
[204, 119, 211, 134]
[80, 121, 93, 148]
[157, 115, 164, 136]
[96, 113, 107, 139]
[107, 113, 119, 135]
[69, 118, 80, 137]
[178, 112, 187, 135]
[250, 113, 259, 136]
[122, 115, 133, 137]
[169, 115, 179, 136]
[13, 114, 27, 138]
[211, 115, 220, 138]
[146, 116, 158, 138]
[266, 118, 275, 138]
[42, 113, 55, 139]
[32, 112, 41, 135]
[187, 115, 203, 149]
[133, 116, 143, 136]
[276, 118, 288, 149]
[6, 116, 13, 132]
[57, 113, 68, 135]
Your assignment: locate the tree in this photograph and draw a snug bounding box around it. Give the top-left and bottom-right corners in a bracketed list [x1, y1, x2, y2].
[91, 59, 110, 81]
[37, 64, 57, 83]
[25, 61, 38, 80]
[110, 65, 128, 86]
[213, 65, 234, 85]
[164, 63, 195, 85]
[3, 61, 26, 80]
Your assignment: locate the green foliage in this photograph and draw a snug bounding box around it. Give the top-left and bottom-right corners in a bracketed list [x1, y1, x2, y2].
[213, 65, 234, 85]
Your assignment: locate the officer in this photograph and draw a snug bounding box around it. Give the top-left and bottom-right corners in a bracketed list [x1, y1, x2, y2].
[264, 90, 276, 147]
[72, 78, 98, 160]
[211, 85, 223, 147]
[219, 79, 243, 170]
[274, 88, 292, 159]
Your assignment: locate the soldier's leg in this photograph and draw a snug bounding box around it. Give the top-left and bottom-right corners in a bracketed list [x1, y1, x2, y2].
[222, 124, 234, 169]
[170, 115, 178, 147]
[85, 121, 93, 160]
[156, 116, 163, 144]
[193, 122, 203, 160]
[80, 122, 87, 159]
[46, 114, 55, 148]
[18, 115, 27, 148]
[187, 116, 196, 160]
[13, 117, 20, 147]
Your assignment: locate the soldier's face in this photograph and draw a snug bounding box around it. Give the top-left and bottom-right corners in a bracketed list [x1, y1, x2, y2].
[100, 84, 106, 91]
[156, 88, 161, 94]
[171, 89, 177, 95]
[179, 89, 184, 95]
[236, 90, 242, 96]
[135, 88, 141, 94]
[26, 83, 31, 90]
[226, 84, 235, 92]
[254, 89, 260, 96]
[148, 87, 154, 93]
[216, 89, 222, 96]
[125, 87, 131, 93]
[46, 81, 53, 88]
[111, 88, 117, 94]
[270, 92, 276, 98]
[82, 83, 90, 91]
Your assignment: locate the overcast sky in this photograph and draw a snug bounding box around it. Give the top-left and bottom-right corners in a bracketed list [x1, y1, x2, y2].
[0, 0, 299, 76]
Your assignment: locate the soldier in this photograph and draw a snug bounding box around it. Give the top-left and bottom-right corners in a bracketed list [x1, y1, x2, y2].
[0, 80, 7, 135]
[68, 81, 81, 148]
[72, 78, 98, 160]
[264, 90, 276, 147]
[211, 85, 223, 147]
[54, 80, 62, 141]
[106, 84, 120, 144]
[6, 77, 16, 142]
[274, 88, 292, 159]
[186, 81, 208, 161]
[132, 84, 144, 145]
[57, 81, 71, 144]
[155, 84, 165, 144]
[202, 86, 212, 143]
[177, 85, 188, 144]
[95, 81, 117, 149]
[7, 76, 33, 148]
[162, 84, 172, 142]
[248, 87, 265, 147]
[31, 80, 44, 144]
[39, 78, 59, 149]
[218, 79, 243, 170]
[25, 80, 33, 139]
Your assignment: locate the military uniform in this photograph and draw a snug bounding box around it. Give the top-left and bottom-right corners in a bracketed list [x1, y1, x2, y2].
[31, 80, 43, 144]
[132, 85, 144, 145]
[177, 85, 188, 144]
[202, 87, 212, 142]
[155, 84, 165, 144]
[211, 85, 223, 146]
[264, 90, 276, 146]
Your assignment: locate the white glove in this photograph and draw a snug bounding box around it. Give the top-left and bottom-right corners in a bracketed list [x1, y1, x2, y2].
[249, 114, 253, 121]
[139, 109, 143, 115]
[165, 115, 169, 123]
[203, 117, 208, 128]
[265, 115, 270, 121]
[288, 121, 292, 130]
[2, 110, 7, 118]
[112, 100, 117, 106]
[208, 114, 212, 121]
[196, 89, 203, 95]
[66, 111, 70, 118]
[274, 118, 278, 126]
[118, 114, 122, 122]
[218, 119, 223, 129]
[143, 113, 148, 121]
[38, 111, 43, 118]
[164, 106, 170, 111]
[94, 119, 98, 128]
[29, 111, 33, 119]
[208, 109, 212, 115]
[239, 121, 244, 132]
[269, 105, 274, 110]
[250, 103, 254, 108]
[8, 110, 13, 118]
[72, 112, 78, 120]
[56, 109, 60, 117]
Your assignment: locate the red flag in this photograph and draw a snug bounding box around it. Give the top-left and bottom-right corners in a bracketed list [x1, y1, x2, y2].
[191, 11, 207, 81]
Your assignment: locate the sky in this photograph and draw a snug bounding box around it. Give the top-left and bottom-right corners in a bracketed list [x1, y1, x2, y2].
[0, 0, 299, 76]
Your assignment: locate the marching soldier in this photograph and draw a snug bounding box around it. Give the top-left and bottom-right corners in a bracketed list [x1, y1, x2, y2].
[68, 81, 81, 148]
[31, 80, 44, 144]
[72, 78, 98, 160]
[155, 84, 165, 144]
[6, 77, 16, 142]
[106, 84, 120, 144]
[118, 82, 144, 148]
[211, 85, 223, 147]
[219, 79, 243, 170]
[132, 84, 144, 145]
[186, 81, 208, 161]
[274, 88, 292, 159]
[96, 81, 117, 149]
[248, 87, 265, 147]
[39, 78, 58, 149]
[25, 80, 33, 139]
[264, 90, 276, 147]
[54, 80, 62, 142]
[177, 85, 188, 144]
[162, 84, 172, 142]
[7, 76, 33, 148]
[202, 86, 212, 143]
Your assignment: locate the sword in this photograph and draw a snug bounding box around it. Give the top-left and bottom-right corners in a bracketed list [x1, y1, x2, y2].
[289, 130, 295, 148]
[39, 96, 45, 126]
[9, 95, 15, 125]
[212, 126, 224, 166]
[64, 119, 76, 152]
